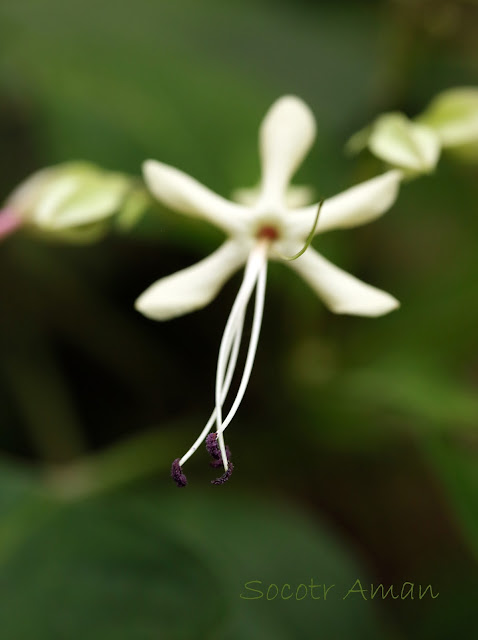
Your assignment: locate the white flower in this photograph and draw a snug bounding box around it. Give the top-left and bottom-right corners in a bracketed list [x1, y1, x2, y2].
[136, 96, 401, 486]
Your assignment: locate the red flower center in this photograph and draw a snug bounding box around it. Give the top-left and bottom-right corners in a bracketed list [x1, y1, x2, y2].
[257, 225, 279, 241]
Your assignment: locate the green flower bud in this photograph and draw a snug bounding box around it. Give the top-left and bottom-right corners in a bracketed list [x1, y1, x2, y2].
[368, 113, 440, 174]
[5, 162, 131, 235]
[418, 87, 478, 148]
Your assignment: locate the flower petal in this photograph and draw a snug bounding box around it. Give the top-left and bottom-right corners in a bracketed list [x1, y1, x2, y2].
[233, 183, 315, 208]
[135, 240, 248, 320]
[288, 248, 399, 317]
[286, 170, 401, 238]
[258, 96, 316, 207]
[143, 160, 249, 234]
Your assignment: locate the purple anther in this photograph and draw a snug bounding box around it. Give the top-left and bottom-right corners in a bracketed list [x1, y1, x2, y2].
[210, 446, 232, 467]
[206, 432, 221, 459]
[171, 458, 187, 488]
[206, 432, 231, 467]
[211, 462, 234, 485]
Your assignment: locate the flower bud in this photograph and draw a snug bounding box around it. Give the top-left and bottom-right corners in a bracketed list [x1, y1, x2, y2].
[4, 162, 131, 238]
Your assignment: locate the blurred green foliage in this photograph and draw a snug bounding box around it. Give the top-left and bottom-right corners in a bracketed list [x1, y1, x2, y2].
[0, 0, 477, 638]
[0, 462, 390, 639]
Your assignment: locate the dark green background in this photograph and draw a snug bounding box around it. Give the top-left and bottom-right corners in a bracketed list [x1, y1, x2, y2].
[0, 0, 477, 638]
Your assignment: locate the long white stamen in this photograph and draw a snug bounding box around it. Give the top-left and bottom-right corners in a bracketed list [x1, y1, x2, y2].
[178, 310, 244, 466]
[178, 247, 262, 468]
[215, 243, 267, 469]
[217, 257, 267, 437]
[218, 312, 245, 413]
[177, 242, 268, 471]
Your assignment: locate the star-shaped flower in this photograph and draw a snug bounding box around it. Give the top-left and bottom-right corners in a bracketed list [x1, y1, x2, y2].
[136, 96, 401, 486]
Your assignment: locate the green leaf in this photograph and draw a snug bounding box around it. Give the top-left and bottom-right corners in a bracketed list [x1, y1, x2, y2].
[340, 357, 478, 431]
[149, 492, 386, 640]
[0, 462, 386, 640]
[0, 472, 225, 640]
[423, 434, 478, 562]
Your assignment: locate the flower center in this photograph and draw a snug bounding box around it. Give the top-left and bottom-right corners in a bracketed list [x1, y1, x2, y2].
[256, 224, 279, 241]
